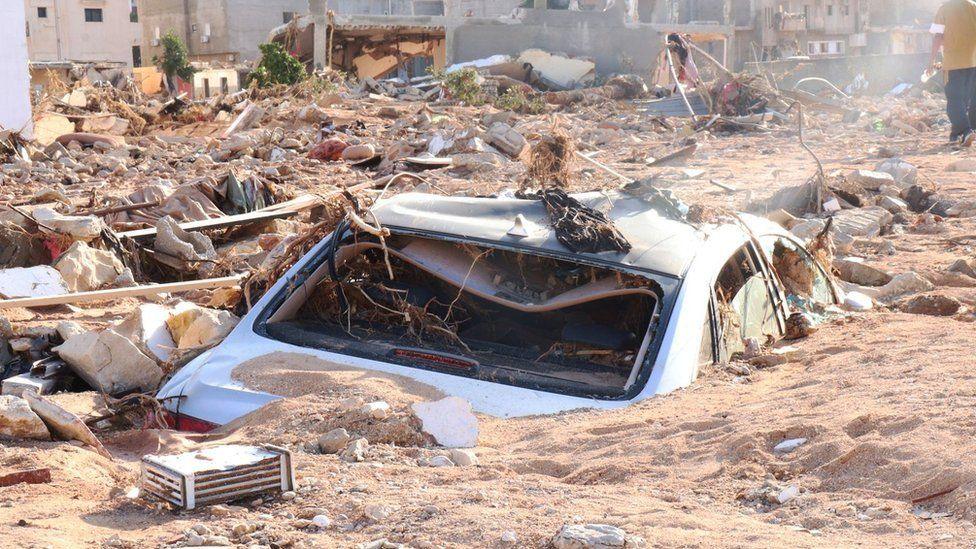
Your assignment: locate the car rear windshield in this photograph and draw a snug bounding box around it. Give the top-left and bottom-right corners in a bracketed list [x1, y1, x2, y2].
[257, 232, 671, 399]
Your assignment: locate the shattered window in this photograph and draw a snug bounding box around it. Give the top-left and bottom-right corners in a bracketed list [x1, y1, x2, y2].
[760, 236, 833, 304]
[260, 235, 668, 398]
[714, 245, 780, 357]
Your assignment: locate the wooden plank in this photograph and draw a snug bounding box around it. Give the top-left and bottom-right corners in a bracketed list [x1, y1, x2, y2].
[0, 275, 243, 309]
[117, 209, 299, 240]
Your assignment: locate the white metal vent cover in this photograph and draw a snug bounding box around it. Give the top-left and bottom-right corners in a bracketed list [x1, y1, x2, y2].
[141, 444, 295, 510]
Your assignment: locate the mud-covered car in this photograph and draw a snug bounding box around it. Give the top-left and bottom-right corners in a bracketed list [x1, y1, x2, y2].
[157, 191, 837, 429]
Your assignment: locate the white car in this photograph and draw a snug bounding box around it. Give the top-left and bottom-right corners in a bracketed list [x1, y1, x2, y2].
[157, 191, 837, 430]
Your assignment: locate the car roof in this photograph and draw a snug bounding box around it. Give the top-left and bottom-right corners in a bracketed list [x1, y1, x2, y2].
[370, 191, 708, 277]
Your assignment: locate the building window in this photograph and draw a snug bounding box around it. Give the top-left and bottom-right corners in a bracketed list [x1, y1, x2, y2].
[203, 78, 211, 98]
[37, 7, 48, 18]
[220, 77, 229, 94]
[827, 4, 833, 15]
[130, 0, 138, 23]
[283, 11, 296, 23]
[84, 8, 103, 22]
[132, 45, 142, 67]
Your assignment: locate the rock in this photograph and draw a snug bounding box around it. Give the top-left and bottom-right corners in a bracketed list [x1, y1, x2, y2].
[947, 258, 976, 279]
[773, 438, 807, 453]
[899, 294, 962, 316]
[789, 218, 826, 242]
[0, 395, 50, 440]
[843, 291, 874, 311]
[449, 448, 478, 466]
[846, 169, 894, 191]
[878, 195, 908, 215]
[24, 393, 111, 457]
[552, 524, 645, 549]
[339, 396, 365, 411]
[360, 401, 390, 420]
[775, 484, 800, 504]
[53, 242, 124, 292]
[830, 206, 893, 239]
[342, 144, 375, 163]
[308, 139, 348, 162]
[201, 534, 232, 546]
[426, 455, 455, 467]
[749, 345, 805, 368]
[833, 258, 892, 287]
[486, 122, 527, 157]
[783, 312, 816, 340]
[154, 216, 217, 272]
[56, 321, 86, 340]
[341, 437, 368, 462]
[946, 158, 976, 172]
[411, 396, 479, 448]
[0, 265, 69, 299]
[311, 514, 331, 529]
[364, 504, 392, 522]
[185, 531, 205, 545]
[876, 272, 934, 299]
[54, 329, 162, 394]
[874, 158, 917, 186]
[32, 207, 103, 240]
[165, 304, 239, 349]
[111, 303, 176, 363]
[281, 490, 296, 501]
[318, 428, 351, 454]
[500, 530, 518, 545]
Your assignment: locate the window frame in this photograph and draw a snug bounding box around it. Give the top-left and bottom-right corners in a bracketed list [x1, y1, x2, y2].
[84, 8, 104, 23]
[37, 7, 48, 18]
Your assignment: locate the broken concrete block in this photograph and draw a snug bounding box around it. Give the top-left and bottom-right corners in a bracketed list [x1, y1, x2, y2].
[552, 524, 645, 549]
[947, 258, 976, 279]
[878, 195, 908, 215]
[112, 303, 176, 363]
[0, 395, 50, 440]
[411, 396, 479, 448]
[874, 158, 917, 186]
[517, 49, 596, 90]
[154, 216, 217, 271]
[846, 169, 894, 191]
[54, 329, 163, 395]
[876, 272, 934, 299]
[830, 206, 893, 239]
[2, 373, 56, 398]
[341, 437, 369, 462]
[165, 304, 239, 349]
[449, 448, 478, 467]
[486, 122, 528, 157]
[842, 291, 874, 311]
[32, 207, 103, 240]
[56, 321, 86, 341]
[53, 241, 124, 292]
[789, 218, 826, 242]
[833, 258, 892, 287]
[0, 265, 69, 299]
[24, 393, 111, 458]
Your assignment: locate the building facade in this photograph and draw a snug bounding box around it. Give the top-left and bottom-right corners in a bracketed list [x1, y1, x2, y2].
[25, 0, 143, 66]
[138, 0, 308, 64]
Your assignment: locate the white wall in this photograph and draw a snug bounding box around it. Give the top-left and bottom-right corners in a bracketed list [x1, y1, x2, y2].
[0, 2, 33, 136]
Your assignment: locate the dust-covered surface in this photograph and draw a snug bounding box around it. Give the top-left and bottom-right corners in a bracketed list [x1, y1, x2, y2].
[2, 76, 976, 549]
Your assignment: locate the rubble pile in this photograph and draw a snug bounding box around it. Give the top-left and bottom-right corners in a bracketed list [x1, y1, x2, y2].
[1, 43, 976, 549]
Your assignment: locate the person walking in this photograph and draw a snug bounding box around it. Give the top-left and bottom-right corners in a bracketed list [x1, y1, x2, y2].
[931, 0, 976, 146]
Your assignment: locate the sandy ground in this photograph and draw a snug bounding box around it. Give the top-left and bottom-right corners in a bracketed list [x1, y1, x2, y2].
[2, 89, 976, 548]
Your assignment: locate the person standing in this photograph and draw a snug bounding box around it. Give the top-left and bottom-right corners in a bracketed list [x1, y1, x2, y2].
[930, 0, 976, 146]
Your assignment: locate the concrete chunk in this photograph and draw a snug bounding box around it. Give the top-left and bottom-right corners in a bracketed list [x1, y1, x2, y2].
[830, 206, 893, 239]
[165, 304, 238, 349]
[486, 122, 527, 157]
[0, 395, 50, 440]
[412, 396, 479, 448]
[32, 207, 103, 240]
[54, 329, 162, 394]
[112, 303, 176, 363]
[846, 169, 894, 191]
[53, 241, 124, 292]
[552, 524, 645, 549]
[0, 265, 69, 299]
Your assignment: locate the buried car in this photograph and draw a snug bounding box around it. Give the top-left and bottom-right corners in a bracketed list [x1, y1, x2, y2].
[157, 191, 838, 429]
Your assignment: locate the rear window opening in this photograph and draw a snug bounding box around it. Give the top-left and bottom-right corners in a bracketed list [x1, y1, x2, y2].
[259, 233, 665, 398]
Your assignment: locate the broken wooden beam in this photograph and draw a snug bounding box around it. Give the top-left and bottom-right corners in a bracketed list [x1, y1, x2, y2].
[0, 275, 244, 309]
[646, 143, 699, 167]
